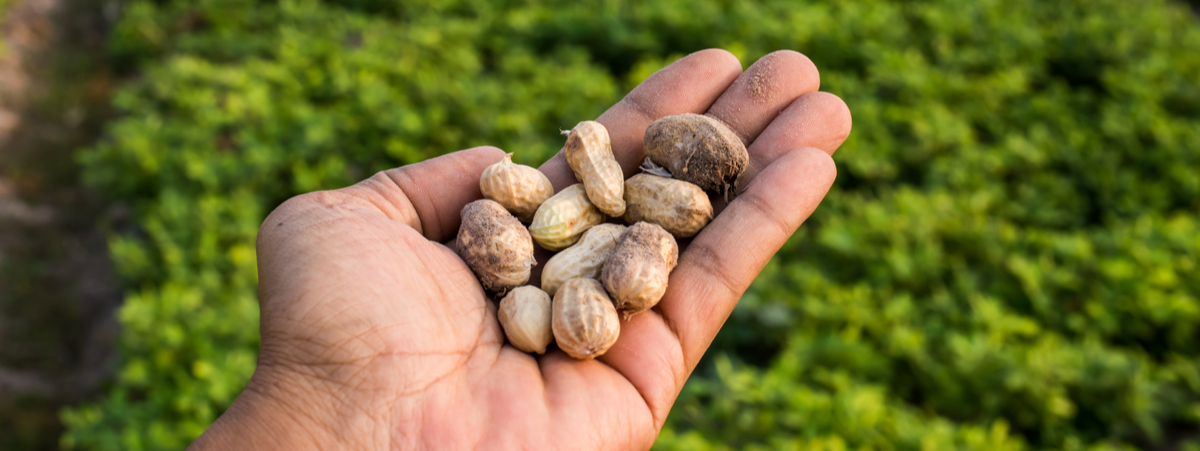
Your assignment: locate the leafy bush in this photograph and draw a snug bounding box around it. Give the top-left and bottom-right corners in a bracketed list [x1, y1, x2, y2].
[63, 0, 1200, 449]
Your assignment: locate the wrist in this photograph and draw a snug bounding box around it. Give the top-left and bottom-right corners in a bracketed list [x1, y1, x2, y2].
[189, 364, 385, 450]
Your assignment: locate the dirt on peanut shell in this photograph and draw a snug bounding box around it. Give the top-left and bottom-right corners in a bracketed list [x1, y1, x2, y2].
[643, 113, 748, 198]
[456, 199, 535, 292]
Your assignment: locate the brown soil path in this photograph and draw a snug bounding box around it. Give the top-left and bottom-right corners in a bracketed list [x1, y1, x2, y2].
[0, 0, 121, 448]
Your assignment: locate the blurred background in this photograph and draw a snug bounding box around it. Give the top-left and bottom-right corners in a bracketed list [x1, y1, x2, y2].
[1, 0, 1198, 449]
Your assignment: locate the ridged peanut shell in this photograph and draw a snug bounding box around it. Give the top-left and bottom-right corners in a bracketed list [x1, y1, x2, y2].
[601, 222, 679, 319]
[622, 173, 713, 238]
[480, 153, 555, 223]
[456, 199, 535, 292]
[498, 286, 554, 354]
[541, 224, 627, 297]
[528, 184, 605, 251]
[643, 113, 748, 197]
[552, 278, 621, 360]
[563, 121, 625, 217]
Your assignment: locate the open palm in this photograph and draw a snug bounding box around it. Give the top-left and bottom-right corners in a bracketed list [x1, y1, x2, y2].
[193, 49, 851, 450]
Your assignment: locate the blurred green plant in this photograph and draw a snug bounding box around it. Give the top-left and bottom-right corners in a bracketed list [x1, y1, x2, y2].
[0, 0, 8, 72]
[63, 0, 1200, 449]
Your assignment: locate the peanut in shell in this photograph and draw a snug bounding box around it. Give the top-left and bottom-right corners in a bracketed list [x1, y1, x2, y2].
[480, 153, 555, 223]
[552, 278, 621, 360]
[562, 121, 625, 217]
[541, 223, 627, 297]
[622, 173, 712, 238]
[643, 113, 748, 197]
[601, 222, 679, 319]
[498, 286, 554, 354]
[456, 199, 536, 293]
[528, 184, 605, 251]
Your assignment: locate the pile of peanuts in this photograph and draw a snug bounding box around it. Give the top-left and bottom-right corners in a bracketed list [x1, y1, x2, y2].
[456, 114, 747, 360]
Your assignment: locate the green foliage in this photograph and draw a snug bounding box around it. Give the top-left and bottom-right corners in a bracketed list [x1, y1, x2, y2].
[0, 0, 8, 62]
[64, 0, 1200, 449]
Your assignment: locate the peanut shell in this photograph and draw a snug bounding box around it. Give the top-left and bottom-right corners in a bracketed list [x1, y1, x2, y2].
[643, 113, 748, 197]
[541, 223, 627, 297]
[622, 173, 712, 238]
[552, 278, 621, 360]
[498, 286, 554, 354]
[562, 121, 625, 217]
[480, 153, 555, 223]
[528, 184, 605, 251]
[456, 199, 535, 292]
[601, 222, 679, 319]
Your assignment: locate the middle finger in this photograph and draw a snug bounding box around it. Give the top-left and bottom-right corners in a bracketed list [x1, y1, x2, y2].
[704, 50, 821, 145]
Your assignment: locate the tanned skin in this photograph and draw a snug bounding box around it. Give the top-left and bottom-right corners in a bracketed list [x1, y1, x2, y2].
[191, 48, 852, 450]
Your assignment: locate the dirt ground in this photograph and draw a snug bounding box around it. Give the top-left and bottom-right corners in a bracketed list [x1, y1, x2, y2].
[0, 0, 122, 448]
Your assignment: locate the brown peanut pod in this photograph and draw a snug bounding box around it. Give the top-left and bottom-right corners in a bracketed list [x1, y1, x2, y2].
[480, 153, 555, 223]
[622, 173, 713, 238]
[528, 184, 605, 251]
[562, 121, 626, 217]
[541, 224, 627, 297]
[552, 278, 620, 360]
[601, 222, 679, 319]
[498, 286, 554, 354]
[643, 113, 749, 198]
[456, 199, 535, 293]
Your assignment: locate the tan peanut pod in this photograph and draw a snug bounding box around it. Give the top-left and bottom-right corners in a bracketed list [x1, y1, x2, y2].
[601, 222, 679, 319]
[498, 286, 554, 354]
[622, 173, 713, 238]
[562, 121, 625, 217]
[528, 184, 605, 251]
[541, 224, 627, 297]
[552, 278, 620, 360]
[456, 199, 535, 293]
[480, 153, 555, 223]
[643, 113, 748, 198]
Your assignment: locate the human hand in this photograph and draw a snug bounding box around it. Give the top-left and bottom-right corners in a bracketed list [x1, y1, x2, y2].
[191, 49, 851, 450]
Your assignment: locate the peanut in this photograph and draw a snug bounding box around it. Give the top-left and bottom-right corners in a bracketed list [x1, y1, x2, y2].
[562, 121, 625, 217]
[601, 222, 679, 319]
[528, 184, 605, 251]
[623, 173, 712, 238]
[480, 153, 556, 223]
[540, 223, 627, 297]
[456, 199, 535, 292]
[498, 286, 554, 354]
[552, 278, 621, 360]
[643, 113, 748, 198]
